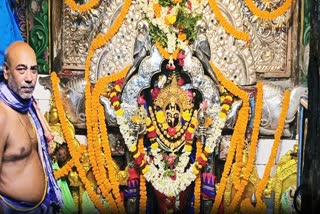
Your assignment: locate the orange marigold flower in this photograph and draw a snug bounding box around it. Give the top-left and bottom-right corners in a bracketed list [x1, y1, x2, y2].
[178, 33, 187, 41]
[153, 3, 161, 18]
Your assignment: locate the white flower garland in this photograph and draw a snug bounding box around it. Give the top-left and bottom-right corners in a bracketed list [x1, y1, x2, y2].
[116, 103, 226, 197]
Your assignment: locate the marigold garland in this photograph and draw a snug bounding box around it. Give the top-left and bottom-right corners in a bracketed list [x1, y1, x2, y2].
[138, 137, 147, 212]
[51, 72, 106, 212]
[255, 90, 291, 199]
[80, 0, 131, 209]
[155, 42, 180, 60]
[54, 159, 74, 179]
[64, 0, 101, 12]
[194, 139, 202, 213]
[84, 0, 132, 81]
[208, 0, 250, 42]
[88, 67, 129, 212]
[244, 0, 293, 20]
[229, 81, 264, 211]
[209, 62, 250, 213]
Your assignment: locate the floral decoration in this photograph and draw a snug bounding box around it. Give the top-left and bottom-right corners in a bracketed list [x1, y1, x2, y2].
[137, 0, 205, 61]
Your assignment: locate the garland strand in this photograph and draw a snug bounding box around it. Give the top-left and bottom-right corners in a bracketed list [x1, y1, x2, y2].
[51, 72, 106, 212]
[89, 67, 129, 212]
[208, 0, 250, 42]
[194, 139, 202, 213]
[256, 90, 291, 198]
[138, 137, 147, 212]
[239, 90, 290, 213]
[244, 0, 293, 20]
[209, 62, 250, 213]
[229, 81, 263, 211]
[64, 0, 101, 12]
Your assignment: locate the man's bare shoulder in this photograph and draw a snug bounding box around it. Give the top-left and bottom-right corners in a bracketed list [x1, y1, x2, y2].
[0, 101, 10, 127]
[0, 101, 10, 147]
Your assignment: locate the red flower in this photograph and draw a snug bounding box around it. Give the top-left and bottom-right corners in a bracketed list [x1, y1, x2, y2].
[137, 96, 146, 105]
[111, 95, 119, 103]
[185, 130, 193, 140]
[151, 87, 160, 100]
[134, 153, 145, 166]
[177, 77, 185, 86]
[115, 78, 124, 87]
[177, 52, 186, 67]
[170, 172, 177, 180]
[147, 130, 157, 138]
[168, 127, 177, 137]
[197, 156, 208, 167]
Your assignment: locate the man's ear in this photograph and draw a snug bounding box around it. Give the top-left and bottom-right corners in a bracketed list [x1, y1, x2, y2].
[3, 63, 9, 80]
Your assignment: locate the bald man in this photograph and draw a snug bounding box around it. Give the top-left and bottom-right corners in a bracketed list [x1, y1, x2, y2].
[0, 41, 63, 213]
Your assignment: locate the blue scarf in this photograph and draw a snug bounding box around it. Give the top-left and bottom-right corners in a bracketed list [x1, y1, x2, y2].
[0, 82, 63, 209]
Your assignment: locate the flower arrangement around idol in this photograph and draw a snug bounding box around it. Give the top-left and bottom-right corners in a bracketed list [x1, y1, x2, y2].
[102, 59, 234, 197]
[137, 0, 205, 62]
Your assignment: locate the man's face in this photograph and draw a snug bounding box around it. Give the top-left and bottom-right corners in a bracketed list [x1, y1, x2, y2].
[4, 46, 38, 100]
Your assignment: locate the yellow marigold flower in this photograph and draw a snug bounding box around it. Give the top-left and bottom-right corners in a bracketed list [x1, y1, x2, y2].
[172, 0, 183, 3]
[113, 101, 120, 107]
[191, 117, 199, 126]
[156, 111, 165, 123]
[165, 15, 176, 25]
[178, 33, 187, 41]
[147, 125, 155, 132]
[162, 123, 169, 129]
[225, 95, 233, 101]
[195, 162, 203, 169]
[222, 104, 230, 111]
[153, 3, 161, 18]
[110, 91, 117, 98]
[187, 126, 194, 133]
[142, 165, 150, 174]
[219, 112, 227, 120]
[133, 151, 140, 159]
[201, 153, 208, 161]
[114, 84, 121, 92]
[192, 166, 200, 175]
[146, 117, 152, 126]
[182, 110, 191, 121]
[129, 145, 137, 152]
[150, 142, 159, 150]
[185, 144, 192, 152]
[204, 146, 211, 153]
[115, 108, 124, 116]
[220, 96, 225, 102]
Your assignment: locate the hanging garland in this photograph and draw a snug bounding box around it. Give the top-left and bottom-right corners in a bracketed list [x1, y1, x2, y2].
[239, 90, 291, 213]
[228, 81, 264, 211]
[244, 0, 293, 20]
[194, 139, 203, 213]
[51, 72, 107, 213]
[89, 67, 129, 213]
[209, 62, 250, 213]
[208, 0, 250, 43]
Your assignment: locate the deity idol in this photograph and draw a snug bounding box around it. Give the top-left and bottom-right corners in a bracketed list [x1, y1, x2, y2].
[100, 39, 235, 212]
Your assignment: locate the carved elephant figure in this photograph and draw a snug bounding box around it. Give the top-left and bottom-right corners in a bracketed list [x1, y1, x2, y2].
[225, 83, 307, 137]
[39, 76, 87, 129]
[260, 83, 308, 137]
